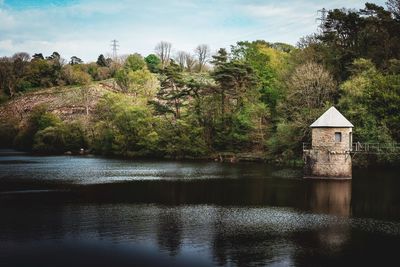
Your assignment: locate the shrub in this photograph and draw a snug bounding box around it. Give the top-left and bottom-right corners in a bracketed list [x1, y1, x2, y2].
[32, 121, 87, 154]
[14, 105, 61, 150]
[0, 120, 18, 148]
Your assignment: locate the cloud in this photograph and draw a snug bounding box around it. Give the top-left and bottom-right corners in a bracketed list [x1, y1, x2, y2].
[243, 5, 297, 18]
[0, 0, 388, 61]
[0, 8, 15, 30]
[0, 39, 13, 51]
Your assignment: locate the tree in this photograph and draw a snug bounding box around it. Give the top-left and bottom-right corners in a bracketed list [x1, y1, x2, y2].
[185, 53, 196, 72]
[25, 52, 64, 87]
[155, 41, 172, 69]
[114, 55, 159, 98]
[123, 53, 146, 72]
[0, 53, 31, 96]
[75, 86, 96, 116]
[231, 41, 289, 117]
[14, 105, 61, 150]
[285, 61, 336, 111]
[46, 52, 61, 61]
[114, 69, 130, 92]
[12, 52, 31, 92]
[145, 54, 161, 73]
[211, 48, 257, 115]
[32, 53, 44, 60]
[70, 56, 83, 65]
[93, 93, 158, 156]
[33, 121, 87, 154]
[0, 57, 15, 96]
[62, 65, 92, 85]
[195, 44, 210, 72]
[209, 48, 266, 151]
[338, 58, 400, 166]
[174, 51, 187, 69]
[125, 69, 159, 99]
[12, 52, 30, 62]
[267, 62, 336, 161]
[96, 54, 108, 67]
[386, 0, 400, 19]
[63, 66, 94, 116]
[115, 54, 147, 92]
[319, 3, 400, 80]
[154, 60, 189, 119]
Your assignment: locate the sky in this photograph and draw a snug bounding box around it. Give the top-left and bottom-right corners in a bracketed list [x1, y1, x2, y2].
[0, 0, 387, 62]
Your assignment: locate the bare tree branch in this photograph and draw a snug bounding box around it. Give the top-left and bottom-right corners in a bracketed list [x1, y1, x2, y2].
[195, 44, 210, 72]
[155, 41, 172, 69]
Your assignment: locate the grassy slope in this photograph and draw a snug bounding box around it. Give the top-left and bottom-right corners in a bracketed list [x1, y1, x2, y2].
[0, 80, 117, 124]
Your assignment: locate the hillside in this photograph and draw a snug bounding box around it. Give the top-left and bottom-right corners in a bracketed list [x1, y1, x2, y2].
[0, 80, 121, 124]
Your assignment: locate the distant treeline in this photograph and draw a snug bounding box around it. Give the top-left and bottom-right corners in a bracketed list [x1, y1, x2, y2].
[0, 2, 400, 165]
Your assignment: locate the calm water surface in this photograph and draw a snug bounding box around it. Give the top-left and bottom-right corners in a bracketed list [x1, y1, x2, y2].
[0, 150, 399, 267]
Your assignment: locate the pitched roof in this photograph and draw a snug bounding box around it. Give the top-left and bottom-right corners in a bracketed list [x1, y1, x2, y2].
[310, 106, 354, 128]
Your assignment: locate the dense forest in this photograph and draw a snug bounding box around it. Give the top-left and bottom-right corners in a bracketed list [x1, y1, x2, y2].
[0, 2, 400, 166]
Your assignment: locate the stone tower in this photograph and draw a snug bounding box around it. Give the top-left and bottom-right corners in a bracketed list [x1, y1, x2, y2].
[304, 107, 354, 179]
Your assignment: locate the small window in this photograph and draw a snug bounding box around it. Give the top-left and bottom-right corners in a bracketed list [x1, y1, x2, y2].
[335, 132, 342, 142]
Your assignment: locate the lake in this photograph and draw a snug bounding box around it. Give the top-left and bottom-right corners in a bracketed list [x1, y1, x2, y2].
[0, 150, 399, 267]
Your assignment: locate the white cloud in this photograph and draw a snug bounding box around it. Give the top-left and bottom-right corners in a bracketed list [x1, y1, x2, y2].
[0, 39, 13, 51]
[0, 8, 16, 30]
[243, 5, 295, 18]
[0, 0, 388, 61]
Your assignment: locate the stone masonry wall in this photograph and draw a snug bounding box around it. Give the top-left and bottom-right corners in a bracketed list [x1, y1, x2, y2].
[306, 127, 353, 178]
[312, 128, 352, 151]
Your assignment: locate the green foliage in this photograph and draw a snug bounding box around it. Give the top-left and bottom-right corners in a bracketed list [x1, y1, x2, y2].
[340, 59, 400, 141]
[111, 105, 158, 156]
[14, 105, 61, 150]
[0, 119, 18, 148]
[154, 60, 189, 119]
[211, 48, 257, 114]
[96, 54, 109, 67]
[145, 54, 161, 73]
[62, 65, 92, 85]
[93, 93, 158, 156]
[28, 54, 63, 88]
[91, 121, 115, 155]
[115, 67, 159, 97]
[114, 69, 130, 91]
[126, 69, 159, 98]
[70, 56, 83, 65]
[0, 57, 14, 95]
[338, 59, 400, 165]
[231, 41, 290, 116]
[33, 126, 65, 154]
[267, 122, 300, 162]
[114, 54, 159, 97]
[33, 121, 87, 154]
[156, 118, 208, 158]
[124, 54, 146, 72]
[317, 3, 400, 80]
[0, 51, 114, 96]
[84, 63, 112, 81]
[267, 61, 336, 161]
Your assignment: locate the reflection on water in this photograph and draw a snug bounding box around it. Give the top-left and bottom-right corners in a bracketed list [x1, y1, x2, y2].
[305, 180, 352, 217]
[305, 180, 351, 258]
[157, 208, 183, 256]
[0, 152, 400, 266]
